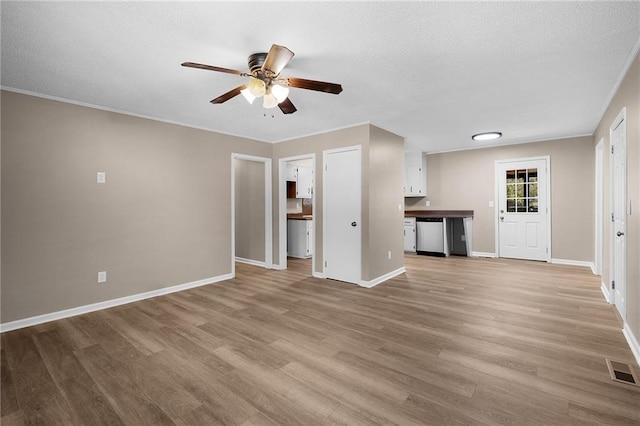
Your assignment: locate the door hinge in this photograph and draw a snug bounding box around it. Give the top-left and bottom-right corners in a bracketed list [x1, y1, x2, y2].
[612, 213, 615, 222]
[546, 247, 548, 254]
[611, 145, 614, 154]
[324, 261, 327, 267]
[325, 164, 328, 171]
[612, 280, 616, 290]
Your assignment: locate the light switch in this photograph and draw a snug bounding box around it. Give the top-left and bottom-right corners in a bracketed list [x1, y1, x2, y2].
[489, 201, 494, 208]
[97, 172, 106, 184]
[425, 200, 431, 207]
[98, 271, 107, 283]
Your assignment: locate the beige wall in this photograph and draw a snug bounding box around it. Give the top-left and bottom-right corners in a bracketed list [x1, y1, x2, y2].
[1, 91, 270, 323]
[594, 50, 640, 345]
[408, 136, 594, 261]
[365, 126, 405, 280]
[234, 158, 265, 263]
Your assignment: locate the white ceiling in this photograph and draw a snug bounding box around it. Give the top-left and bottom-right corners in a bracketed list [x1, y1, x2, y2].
[2, 1, 639, 153]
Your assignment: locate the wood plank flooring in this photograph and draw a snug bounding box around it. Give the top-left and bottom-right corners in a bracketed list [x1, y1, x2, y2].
[2, 255, 639, 425]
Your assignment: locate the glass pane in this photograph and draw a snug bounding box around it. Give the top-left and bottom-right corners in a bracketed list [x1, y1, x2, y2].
[529, 199, 538, 212]
[517, 169, 526, 183]
[528, 183, 538, 197]
[507, 199, 515, 212]
[506, 170, 516, 184]
[527, 168, 538, 183]
[516, 183, 524, 197]
[507, 184, 516, 198]
[516, 198, 526, 212]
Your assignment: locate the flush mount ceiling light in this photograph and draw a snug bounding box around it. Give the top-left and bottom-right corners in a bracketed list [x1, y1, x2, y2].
[182, 44, 343, 115]
[472, 132, 503, 141]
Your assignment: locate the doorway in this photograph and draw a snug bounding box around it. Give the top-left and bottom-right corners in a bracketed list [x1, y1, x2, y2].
[231, 154, 272, 275]
[323, 145, 361, 284]
[595, 138, 604, 277]
[495, 156, 550, 261]
[278, 154, 315, 276]
[610, 108, 627, 319]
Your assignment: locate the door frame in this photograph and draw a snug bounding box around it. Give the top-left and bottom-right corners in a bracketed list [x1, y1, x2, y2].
[323, 145, 362, 284]
[277, 154, 316, 274]
[609, 107, 627, 317]
[231, 153, 273, 276]
[494, 156, 551, 261]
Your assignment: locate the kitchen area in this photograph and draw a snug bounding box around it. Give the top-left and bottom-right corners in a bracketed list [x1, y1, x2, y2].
[286, 159, 314, 259]
[403, 152, 474, 257]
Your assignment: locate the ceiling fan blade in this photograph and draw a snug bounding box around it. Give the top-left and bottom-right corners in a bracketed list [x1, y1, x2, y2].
[182, 62, 245, 76]
[210, 85, 246, 104]
[278, 98, 297, 114]
[262, 44, 294, 76]
[286, 77, 343, 94]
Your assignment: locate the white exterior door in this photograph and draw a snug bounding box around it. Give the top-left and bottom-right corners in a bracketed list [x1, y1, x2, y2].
[323, 146, 361, 284]
[611, 109, 627, 318]
[497, 157, 550, 261]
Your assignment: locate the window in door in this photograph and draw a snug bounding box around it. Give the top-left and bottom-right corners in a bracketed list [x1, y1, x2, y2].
[505, 168, 538, 213]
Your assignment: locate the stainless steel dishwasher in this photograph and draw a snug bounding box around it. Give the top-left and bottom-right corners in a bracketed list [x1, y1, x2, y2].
[416, 217, 446, 256]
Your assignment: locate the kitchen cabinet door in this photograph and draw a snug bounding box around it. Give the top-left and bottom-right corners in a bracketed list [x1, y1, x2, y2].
[404, 224, 416, 252]
[285, 164, 298, 181]
[296, 166, 313, 199]
[404, 152, 427, 197]
[287, 219, 313, 258]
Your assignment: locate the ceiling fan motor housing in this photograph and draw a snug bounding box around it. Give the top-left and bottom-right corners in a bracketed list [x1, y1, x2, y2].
[248, 53, 267, 76]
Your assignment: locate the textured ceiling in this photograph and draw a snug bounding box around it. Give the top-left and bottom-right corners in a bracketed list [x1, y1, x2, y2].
[2, 1, 639, 153]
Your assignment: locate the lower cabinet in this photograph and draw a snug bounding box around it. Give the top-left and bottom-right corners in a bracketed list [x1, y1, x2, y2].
[403, 217, 416, 253]
[287, 219, 313, 258]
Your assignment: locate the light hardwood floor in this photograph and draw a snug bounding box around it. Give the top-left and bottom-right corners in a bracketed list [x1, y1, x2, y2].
[2, 255, 639, 425]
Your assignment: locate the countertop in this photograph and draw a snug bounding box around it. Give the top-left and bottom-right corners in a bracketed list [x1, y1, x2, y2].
[287, 214, 313, 221]
[405, 210, 474, 218]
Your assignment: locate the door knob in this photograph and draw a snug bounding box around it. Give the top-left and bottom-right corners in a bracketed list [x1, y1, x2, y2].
[351, 221, 357, 227]
[500, 209, 505, 213]
[617, 231, 625, 237]
[500, 217, 504, 221]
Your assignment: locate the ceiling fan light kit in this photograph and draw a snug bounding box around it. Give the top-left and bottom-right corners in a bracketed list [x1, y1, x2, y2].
[182, 44, 342, 114]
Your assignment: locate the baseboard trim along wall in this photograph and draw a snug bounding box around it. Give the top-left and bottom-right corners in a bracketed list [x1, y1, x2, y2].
[551, 258, 595, 270]
[0, 273, 234, 333]
[235, 257, 266, 268]
[471, 252, 496, 258]
[601, 281, 612, 303]
[623, 322, 640, 369]
[359, 267, 406, 288]
[312, 271, 325, 279]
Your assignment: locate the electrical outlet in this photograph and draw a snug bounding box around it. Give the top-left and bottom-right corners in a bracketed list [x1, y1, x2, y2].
[98, 271, 107, 283]
[489, 201, 494, 208]
[461, 235, 466, 242]
[97, 172, 106, 184]
[388, 250, 392, 260]
[425, 200, 431, 207]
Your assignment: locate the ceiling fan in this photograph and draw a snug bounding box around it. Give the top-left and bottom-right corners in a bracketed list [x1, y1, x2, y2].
[182, 44, 343, 114]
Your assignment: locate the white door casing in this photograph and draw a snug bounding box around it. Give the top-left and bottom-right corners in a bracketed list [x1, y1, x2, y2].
[278, 154, 315, 273]
[496, 157, 550, 261]
[610, 108, 627, 319]
[323, 145, 361, 284]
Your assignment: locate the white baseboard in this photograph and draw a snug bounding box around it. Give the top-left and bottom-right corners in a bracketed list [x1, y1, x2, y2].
[551, 258, 595, 270]
[359, 267, 406, 288]
[0, 273, 234, 333]
[272, 263, 286, 270]
[235, 257, 266, 268]
[312, 271, 325, 279]
[471, 251, 496, 258]
[622, 322, 640, 369]
[601, 281, 612, 303]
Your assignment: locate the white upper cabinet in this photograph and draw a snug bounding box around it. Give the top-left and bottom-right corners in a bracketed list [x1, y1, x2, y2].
[404, 152, 427, 197]
[285, 164, 298, 181]
[296, 166, 313, 199]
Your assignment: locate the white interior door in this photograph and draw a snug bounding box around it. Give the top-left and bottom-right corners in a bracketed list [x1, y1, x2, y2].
[497, 157, 550, 261]
[611, 109, 627, 318]
[323, 146, 361, 284]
